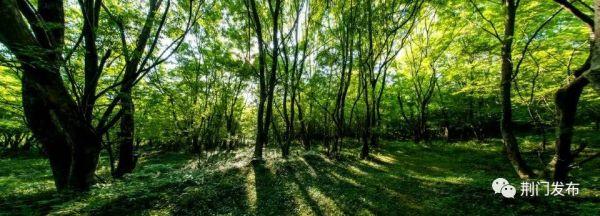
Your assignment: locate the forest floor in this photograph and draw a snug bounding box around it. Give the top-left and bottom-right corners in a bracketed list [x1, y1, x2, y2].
[1, 129, 599, 215]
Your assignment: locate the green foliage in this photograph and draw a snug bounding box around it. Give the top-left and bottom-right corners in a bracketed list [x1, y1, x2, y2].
[0, 0, 599, 214]
[0, 67, 24, 132]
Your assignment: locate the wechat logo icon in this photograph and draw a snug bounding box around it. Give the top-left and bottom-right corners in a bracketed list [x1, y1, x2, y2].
[492, 178, 516, 198]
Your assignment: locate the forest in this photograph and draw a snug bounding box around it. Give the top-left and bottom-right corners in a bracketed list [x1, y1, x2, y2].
[0, 0, 599, 215]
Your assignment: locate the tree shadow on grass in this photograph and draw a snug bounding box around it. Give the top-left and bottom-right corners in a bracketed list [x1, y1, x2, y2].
[273, 142, 594, 216]
[0, 190, 73, 215]
[168, 167, 250, 215]
[295, 153, 426, 215]
[82, 167, 251, 216]
[288, 169, 326, 216]
[2, 141, 597, 215]
[252, 161, 297, 216]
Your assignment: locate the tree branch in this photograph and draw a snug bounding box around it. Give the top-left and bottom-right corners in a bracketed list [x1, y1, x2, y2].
[553, 0, 593, 29]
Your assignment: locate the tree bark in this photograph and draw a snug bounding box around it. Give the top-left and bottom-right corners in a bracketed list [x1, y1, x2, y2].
[549, 0, 596, 182]
[500, 0, 534, 179]
[247, 0, 267, 160]
[552, 77, 588, 181]
[263, 0, 281, 159]
[585, 0, 600, 91]
[0, 0, 102, 191]
[114, 0, 162, 177]
[295, 97, 310, 150]
[115, 88, 135, 177]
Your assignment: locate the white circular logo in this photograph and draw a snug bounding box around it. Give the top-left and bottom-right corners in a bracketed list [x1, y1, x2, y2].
[492, 178, 509, 194]
[501, 185, 516, 198]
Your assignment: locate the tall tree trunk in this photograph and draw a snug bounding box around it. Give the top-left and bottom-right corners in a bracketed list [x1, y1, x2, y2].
[0, 0, 102, 191]
[550, 54, 591, 181]
[550, 0, 596, 182]
[21, 64, 102, 191]
[255, 96, 267, 160]
[500, 0, 534, 179]
[552, 77, 588, 181]
[296, 97, 310, 150]
[114, 0, 162, 176]
[282, 84, 291, 158]
[20, 52, 102, 192]
[247, 0, 268, 161]
[262, 0, 280, 159]
[586, 0, 600, 91]
[281, 52, 291, 158]
[361, 74, 371, 159]
[115, 87, 135, 178]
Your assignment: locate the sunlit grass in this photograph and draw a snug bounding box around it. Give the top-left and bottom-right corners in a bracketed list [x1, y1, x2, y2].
[307, 187, 342, 215]
[1, 129, 598, 215]
[245, 166, 257, 214]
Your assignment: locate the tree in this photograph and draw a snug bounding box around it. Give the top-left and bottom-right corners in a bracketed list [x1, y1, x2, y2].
[397, 8, 456, 142]
[278, 0, 311, 158]
[0, 0, 103, 191]
[0, 0, 198, 190]
[356, 0, 422, 159]
[328, 0, 357, 158]
[102, 0, 198, 178]
[245, 0, 282, 161]
[497, 0, 536, 178]
[550, 0, 594, 181]
[469, 0, 596, 180]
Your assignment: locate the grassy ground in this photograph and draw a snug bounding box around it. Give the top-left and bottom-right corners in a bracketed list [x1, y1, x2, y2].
[1, 131, 598, 215]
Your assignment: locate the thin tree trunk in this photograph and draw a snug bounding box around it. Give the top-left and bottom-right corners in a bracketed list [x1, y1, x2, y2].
[295, 97, 310, 150]
[115, 88, 135, 178]
[500, 0, 534, 179]
[114, 0, 162, 177]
